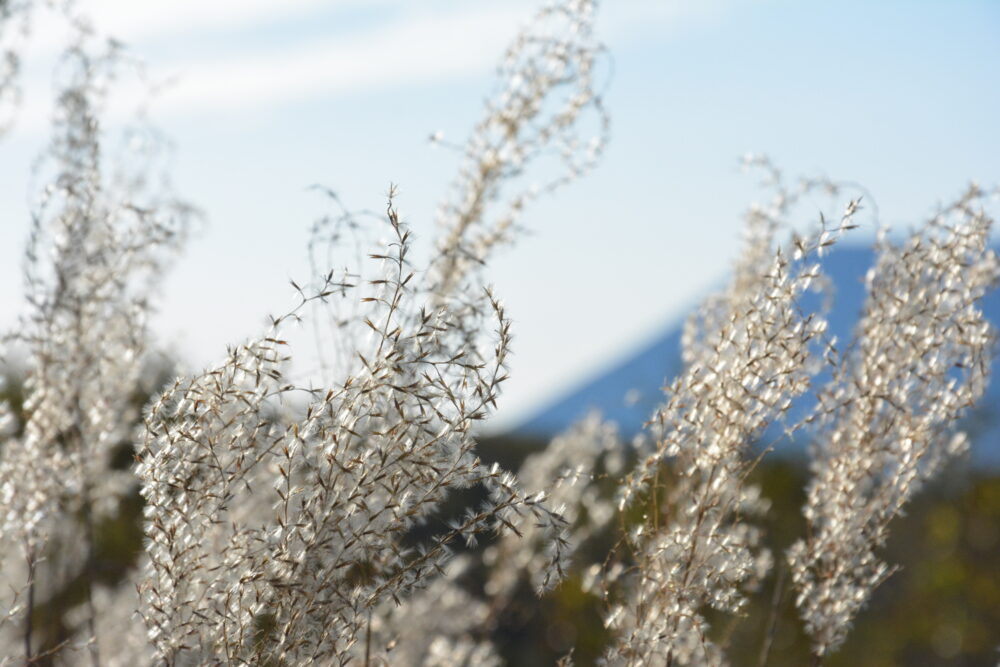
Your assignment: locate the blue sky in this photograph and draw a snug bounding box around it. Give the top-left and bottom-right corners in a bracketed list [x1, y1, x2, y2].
[1, 0, 998, 429]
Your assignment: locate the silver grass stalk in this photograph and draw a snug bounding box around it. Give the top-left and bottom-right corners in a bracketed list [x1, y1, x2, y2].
[136, 199, 568, 666]
[0, 34, 191, 663]
[363, 556, 502, 667]
[788, 185, 1000, 659]
[430, 0, 608, 300]
[485, 414, 621, 601]
[604, 168, 862, 666]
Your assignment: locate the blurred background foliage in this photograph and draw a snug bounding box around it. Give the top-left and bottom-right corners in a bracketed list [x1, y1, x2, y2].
[475, 435, 1000, 666]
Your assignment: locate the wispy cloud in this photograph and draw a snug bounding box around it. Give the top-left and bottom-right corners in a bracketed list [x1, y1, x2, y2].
[28, 0, 383, 53]
[14, 0, 721, 132]
[15, 2, 535, 130]
[150, 0, 722, 113]
[156, 5, 530, 114]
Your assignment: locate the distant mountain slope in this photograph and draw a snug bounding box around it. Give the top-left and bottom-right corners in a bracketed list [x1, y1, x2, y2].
[511, 244, 1000, 464]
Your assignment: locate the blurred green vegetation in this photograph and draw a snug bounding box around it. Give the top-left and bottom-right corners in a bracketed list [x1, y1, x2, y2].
[478, 436, 1000, 666]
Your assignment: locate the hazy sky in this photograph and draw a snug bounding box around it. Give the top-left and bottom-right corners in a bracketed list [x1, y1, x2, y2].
[1, 0, 998, 429]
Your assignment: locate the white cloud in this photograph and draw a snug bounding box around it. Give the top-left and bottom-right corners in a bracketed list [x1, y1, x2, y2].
[13, 3, 535, 130]
[13, 0, 721, 132]
[27, 0, 384, 53]
[144, 0, 723, 116]
[155, 5, 529, 114]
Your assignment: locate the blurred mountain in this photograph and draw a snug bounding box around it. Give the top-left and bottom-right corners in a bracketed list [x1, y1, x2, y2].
[511, 244, 1000, 465]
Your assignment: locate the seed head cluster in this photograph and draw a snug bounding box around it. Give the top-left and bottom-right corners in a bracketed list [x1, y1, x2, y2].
[788, 185, 999, 656]
[603, 162, 862, 666]
[0, 29, 192, 665]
